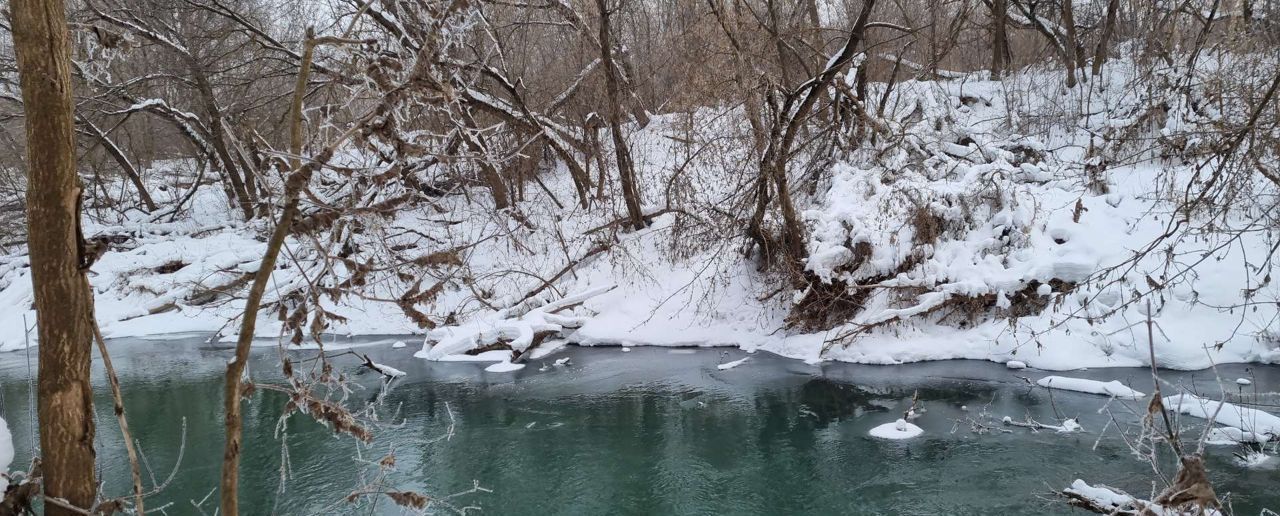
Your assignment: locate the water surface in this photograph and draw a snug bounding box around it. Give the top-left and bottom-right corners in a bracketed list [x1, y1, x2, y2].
[1, 337, 1277, 514]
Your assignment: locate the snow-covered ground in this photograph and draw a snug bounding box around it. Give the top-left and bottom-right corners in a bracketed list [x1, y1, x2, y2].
[0, 57, 1277, 374]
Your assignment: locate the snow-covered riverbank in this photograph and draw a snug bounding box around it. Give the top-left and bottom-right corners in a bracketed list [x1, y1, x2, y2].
[1, 57, 1277, 372]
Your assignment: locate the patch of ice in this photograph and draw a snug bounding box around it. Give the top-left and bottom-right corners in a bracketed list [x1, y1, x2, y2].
[485, 361, 525, 373]
[1037, 376, 1145, 399]
[529, 339, 569, 360]
[869, 419, 923, 440]
[717, 357, 749, 370]
[437, 350, 511, 362]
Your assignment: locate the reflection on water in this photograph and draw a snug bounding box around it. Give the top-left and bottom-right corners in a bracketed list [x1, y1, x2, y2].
[0, 337, 1277, 515]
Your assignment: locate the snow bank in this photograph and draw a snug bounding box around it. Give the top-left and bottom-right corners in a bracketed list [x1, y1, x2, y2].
[1036, 376, 1145, 399]
[0, 58, 1276, 376]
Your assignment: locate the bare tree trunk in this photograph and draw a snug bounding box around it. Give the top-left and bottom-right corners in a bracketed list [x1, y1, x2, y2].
[597, 0, 647, 230]
[460, 111, 510, 210]
[81, 118, 158, 212]
[760, 0, 877, 272]
[191, 62, 256, 220]
[991, 0, 1009, 79]
[11, 0, 99, 513]
[1092, 0, 1120, 76]
[1062, 0, 1079, 87]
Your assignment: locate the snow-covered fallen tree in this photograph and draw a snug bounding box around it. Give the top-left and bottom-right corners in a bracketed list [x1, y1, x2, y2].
[415, 285, 616, 363]
[1062, 479, 1223, 516]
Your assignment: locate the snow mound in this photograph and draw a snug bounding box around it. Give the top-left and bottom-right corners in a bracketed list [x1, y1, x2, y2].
[1036, 376, 1145, 399]
[391, 341, 407, 349]
[717, 357, 749, 370]
[869, 419, 923, 440]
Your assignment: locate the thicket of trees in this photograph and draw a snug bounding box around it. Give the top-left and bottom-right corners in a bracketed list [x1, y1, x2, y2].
[1, 0, 1277, 513]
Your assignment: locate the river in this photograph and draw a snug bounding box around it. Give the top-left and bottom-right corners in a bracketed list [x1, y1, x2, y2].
[1, 336, 1277, 514]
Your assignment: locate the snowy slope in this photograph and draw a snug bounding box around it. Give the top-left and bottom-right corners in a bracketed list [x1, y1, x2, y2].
[0, 57, 1276, 372]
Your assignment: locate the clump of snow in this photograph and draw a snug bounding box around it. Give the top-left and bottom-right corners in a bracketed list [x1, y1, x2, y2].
[717, 357, 749, 370]
[484, 361, 525, 373]
[391, 341, 407, 349]
[621, 347, 631, 352]
[553, 357, 572, 367]
[1058, 418, 1082, 433]
[869, 419, 923, 440]
[1164, 394, 1280, 437]
[1036, 376, 1145, 399]
[1235, 378, 1252, 386]
[1005, 360, 1027, 370]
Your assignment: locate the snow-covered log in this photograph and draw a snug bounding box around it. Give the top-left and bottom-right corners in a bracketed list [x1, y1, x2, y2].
[415, 285, 616, 362]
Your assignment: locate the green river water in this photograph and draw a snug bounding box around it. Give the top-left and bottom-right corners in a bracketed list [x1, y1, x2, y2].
[1, 336, 1277, 515]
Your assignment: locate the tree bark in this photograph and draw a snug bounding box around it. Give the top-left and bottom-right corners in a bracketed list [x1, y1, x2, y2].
[991, 0, 1009, 79]
[597, 0, 647, 230]
[1091, 0, 1120, 76]
[11, 0, 99, 513]
[190, 60, 257, 220]
[460, 111, 511, 210]
[1061, 0, 1079, 87]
